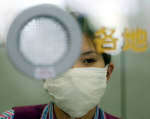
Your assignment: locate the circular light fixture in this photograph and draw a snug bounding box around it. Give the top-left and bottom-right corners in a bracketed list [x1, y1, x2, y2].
[7, 4, 82, 80]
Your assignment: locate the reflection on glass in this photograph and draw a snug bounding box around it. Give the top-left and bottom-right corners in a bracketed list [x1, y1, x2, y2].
[20, 17, 68, 65]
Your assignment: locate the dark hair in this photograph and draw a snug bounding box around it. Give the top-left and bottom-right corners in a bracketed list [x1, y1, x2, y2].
[72, 13, 111, 65]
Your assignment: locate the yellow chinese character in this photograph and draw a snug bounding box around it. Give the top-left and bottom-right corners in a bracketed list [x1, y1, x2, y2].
[123, 28, 148, 52]
[94, 27, 118, 53]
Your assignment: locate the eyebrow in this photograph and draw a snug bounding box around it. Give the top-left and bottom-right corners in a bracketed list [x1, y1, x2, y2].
[81, 51, 98, 56]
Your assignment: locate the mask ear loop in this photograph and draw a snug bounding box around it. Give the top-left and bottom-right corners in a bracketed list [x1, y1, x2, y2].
[105, 64, 109, 69]
[105, 64, 110, 83]
[104, 64, 109, 77]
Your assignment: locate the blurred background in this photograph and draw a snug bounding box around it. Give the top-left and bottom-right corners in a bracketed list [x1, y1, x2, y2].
[0, 0, 150, 119]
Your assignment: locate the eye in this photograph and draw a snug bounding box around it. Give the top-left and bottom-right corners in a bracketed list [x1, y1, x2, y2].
[82, 58, 97, 64]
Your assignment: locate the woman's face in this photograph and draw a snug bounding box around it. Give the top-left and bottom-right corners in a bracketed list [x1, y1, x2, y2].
[73, 34, 105, 68]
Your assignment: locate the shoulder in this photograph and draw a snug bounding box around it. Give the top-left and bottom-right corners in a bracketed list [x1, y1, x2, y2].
[12, 104, 47, 119]
[12, 103, 46, 112]
[0, 104, 47, 119]
[0, 109, 14, 119]
[104, 112, 120, 119]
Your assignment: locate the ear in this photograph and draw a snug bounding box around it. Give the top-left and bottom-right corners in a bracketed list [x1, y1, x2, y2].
[106, 63, 114, 81]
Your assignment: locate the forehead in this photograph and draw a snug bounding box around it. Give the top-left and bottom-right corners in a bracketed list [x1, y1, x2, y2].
[81, 35, 96, 52]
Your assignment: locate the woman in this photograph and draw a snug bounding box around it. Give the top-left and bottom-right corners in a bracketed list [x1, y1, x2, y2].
[0, 14, 119, 119]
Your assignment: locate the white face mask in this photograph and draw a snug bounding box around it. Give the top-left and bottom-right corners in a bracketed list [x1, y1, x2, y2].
[43, 66, 108, 118]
